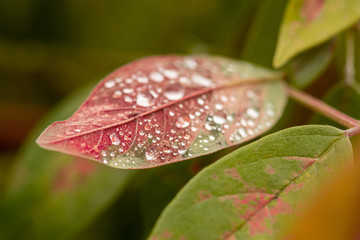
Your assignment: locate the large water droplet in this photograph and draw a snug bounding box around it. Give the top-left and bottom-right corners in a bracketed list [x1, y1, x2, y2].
[247, 108, 260, 119]
[184, 58, 198, 69]
[109, 133, 121, 145]
[149, 72, 164, 82]
[137, 91, 155, 107]
[145, 148, 157, 161]
[192, 74, 213, 87]
[213, 115, 226, 124]
[176, 116, 191, 128]
[104, 80, 115, 88]
[163, 69, 179, 79]
[164, 84, 185, 100]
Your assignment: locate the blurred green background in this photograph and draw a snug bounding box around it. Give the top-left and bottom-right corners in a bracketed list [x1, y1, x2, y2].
[1, 0, 359, 239]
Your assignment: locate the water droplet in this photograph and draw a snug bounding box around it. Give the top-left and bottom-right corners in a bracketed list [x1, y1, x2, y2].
[125, 78, 133, 84]
[238, 128, 248, 138]
[145, 149, 156, 161]
[101, 150, 107, 157]
[189, 114, 195, 120]
[163, 69, 179, 79]
[213, 115, 226, 124]
[220, 95, 228, 102]
[123, 88, 134, 94]
[179, 76, 190, 84]
[178, 149, 187, 155]
[176, 116, 190, 128]
[104, 80, 115, 88]
[247, 120, 255, 127]
[136, 91, 155, 107]
[247, 108, 260, 119]
[227, 115, 234, 122]
[109, 133, 121, 145]
[191, 127, 198, 132]
[169, 110, 175, 116]
[184, 58, 198, 69]
[215, 104, 223, 110]
[137, 76, 148, 83]
[103, 159, 109, 164]
[124, 96, 133, 103]
[164, 84, 185, 100]
[192, 74, 213, 87]
[197, 98, 205, 105]
[209, 135, 215, 141]
[149, 72, 164, 82]
[113, 90, 122, 98]
[139, 130, 145, 136]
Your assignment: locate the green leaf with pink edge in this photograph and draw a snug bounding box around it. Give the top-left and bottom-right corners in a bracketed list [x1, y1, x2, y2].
[149, 125, 353, 240]
[0, 83, 135, 240]
[274, 0, 360, 68]
[36, 56, 287, 169]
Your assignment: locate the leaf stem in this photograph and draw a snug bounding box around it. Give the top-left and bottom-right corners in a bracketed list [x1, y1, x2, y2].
[345, 126, 360, 137]
[286, 85, 360, 128]
[345, 30, 355, 85]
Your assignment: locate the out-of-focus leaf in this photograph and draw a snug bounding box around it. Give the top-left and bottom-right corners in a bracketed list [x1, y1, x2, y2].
[149, 125, 353, 240]
[241, 0, 288, 68]
[311, 82, 360, 126]
[289, 41, 334, 88]
[287, 162, 360, 240]
[0, 83, 135, 240]
[37, 56, 287, 169]
[274, 0, 360, 68]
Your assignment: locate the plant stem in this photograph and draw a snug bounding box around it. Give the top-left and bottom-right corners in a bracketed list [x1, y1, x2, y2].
[286, 85, 359, 128]
[345, 30, 355, 85]
[345, 126, 360, 137]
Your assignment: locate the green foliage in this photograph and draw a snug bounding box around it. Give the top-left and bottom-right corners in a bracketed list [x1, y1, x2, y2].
[274, 0, 360, 67]
[0, 84, 135, 239]
[149, 126, 353, 239]
[1, 0, 360, 239]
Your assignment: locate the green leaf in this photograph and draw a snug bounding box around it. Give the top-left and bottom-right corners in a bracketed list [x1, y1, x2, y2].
[149, 125, 353, 240]
[0, 83, 135, 240]
[274, 0, 360, 68]
[241, 0, 288, 68]
[289, 41, 334, 88]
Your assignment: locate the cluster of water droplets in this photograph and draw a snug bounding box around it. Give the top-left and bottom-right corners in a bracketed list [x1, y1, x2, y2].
[71, 56, 281, 168]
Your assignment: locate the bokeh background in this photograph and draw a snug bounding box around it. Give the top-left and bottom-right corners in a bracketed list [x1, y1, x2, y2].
[1, 0, 359, 239]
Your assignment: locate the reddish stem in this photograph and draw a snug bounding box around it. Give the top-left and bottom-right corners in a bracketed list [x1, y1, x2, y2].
[286, 85, 360, 129]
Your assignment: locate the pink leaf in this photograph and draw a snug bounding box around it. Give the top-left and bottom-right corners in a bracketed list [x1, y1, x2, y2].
[37, 56, 286, 168]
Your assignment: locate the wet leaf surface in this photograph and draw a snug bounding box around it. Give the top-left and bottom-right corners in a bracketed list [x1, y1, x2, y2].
[37, 56, 287, 169]
[274, 0, 360, 67]
[0, 84, 135, 240]
[149, 125, 353, 240]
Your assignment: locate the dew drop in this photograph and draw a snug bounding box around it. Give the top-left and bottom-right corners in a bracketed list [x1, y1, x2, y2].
[124, 96, 133, 103]
[209, 135, 215, 141]
[163, 69, 179, 79]
[136, 91, 155, 107]
[213, 115, 226, 124]
[109, 133, 121, 145]
[113, 90, 122, 98]
[103, 159, 109, 164]
[164, 84, 185, 100]
[169, 111, 175, 116]
[247, 108, 260, 119]
[104, 80, 115, 88]
[123, 88, 134, 94]
[137, 76, 149, 83]
[197, 98, 205, 105]
[215, 104, 223, 110]
[184, 58, 198, 69]
[145, 150, 156, 161]
[176, 116, 191, 128]
[149, 72, 164, 82]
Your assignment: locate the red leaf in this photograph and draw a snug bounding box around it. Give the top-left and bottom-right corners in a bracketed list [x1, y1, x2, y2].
[37, 56, 286, 169]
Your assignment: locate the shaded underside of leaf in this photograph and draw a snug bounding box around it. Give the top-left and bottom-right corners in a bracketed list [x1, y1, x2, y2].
[274, 0, 360, 67]
[36, 56, 287, 169]
[0, 83, 135, 240]
[149, 125, 353, 240]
